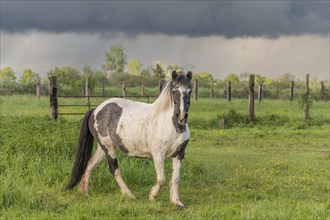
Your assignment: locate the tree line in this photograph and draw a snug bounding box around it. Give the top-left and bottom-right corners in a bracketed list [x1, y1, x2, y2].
[1, 43, 329, 100]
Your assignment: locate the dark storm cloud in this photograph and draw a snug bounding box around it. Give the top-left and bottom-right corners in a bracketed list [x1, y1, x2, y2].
[1, 1, 329, 38]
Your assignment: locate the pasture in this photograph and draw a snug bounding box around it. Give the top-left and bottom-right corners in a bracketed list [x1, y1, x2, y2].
[0, 95, 329, 219]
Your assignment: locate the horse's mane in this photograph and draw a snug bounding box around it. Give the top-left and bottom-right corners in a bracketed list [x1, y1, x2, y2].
[152, 80, 174, 114]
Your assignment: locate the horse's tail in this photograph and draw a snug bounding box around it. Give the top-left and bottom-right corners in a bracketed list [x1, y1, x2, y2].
[65, 109, 95, 190]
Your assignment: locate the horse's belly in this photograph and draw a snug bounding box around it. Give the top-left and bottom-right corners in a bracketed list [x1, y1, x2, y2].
[118, 125, 151, 157]
[127, 146, 152, 158]
[118, 136, 151, 158]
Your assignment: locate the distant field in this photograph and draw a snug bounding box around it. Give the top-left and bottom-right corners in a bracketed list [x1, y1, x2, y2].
[0, 95, 329, 219]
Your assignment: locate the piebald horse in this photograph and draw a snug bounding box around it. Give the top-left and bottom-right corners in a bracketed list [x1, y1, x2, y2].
[66, 71, 192, 208]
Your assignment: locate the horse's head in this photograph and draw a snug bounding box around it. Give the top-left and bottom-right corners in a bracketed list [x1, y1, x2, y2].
[171, 71, 192, 127]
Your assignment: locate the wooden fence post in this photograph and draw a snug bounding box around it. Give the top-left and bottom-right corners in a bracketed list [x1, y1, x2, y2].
[219, 119, 226, 129]
[48, 76, 58, 120]
[35, 79, 40, 99]
[141, 84, 145, 97]
[248, 74, 255, 123]
[194, 79, 198, 101]
[122, 84, 126, 98]
[258, 84, 263, 102]
[158, 80, 163, 95]
[210, 85, 214, 99]
[290, 81, 295, 101]
[87, 95, 91, 110]
[85, 76, 89, 98]
[227, 81, 231, 101]
[320, 81, 325, 100]
[304, 74, 310, 120]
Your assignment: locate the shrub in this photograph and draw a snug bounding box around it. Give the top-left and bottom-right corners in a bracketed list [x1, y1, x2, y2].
[218, 109, 248, 128]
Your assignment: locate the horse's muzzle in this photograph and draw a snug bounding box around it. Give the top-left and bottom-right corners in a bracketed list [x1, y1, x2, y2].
[178, 112, 188, 125]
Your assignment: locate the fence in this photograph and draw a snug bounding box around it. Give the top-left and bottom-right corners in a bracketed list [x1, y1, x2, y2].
[48, 76, 158, 119]
[57, 95, 157, 116]
[48, 75, 328, 121]
[49, 74, 256, 122]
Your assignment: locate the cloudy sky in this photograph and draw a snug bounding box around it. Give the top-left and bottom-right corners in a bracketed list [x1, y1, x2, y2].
[1, 1, 329, 80]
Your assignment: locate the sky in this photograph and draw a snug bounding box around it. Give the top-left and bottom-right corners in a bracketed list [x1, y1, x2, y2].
[1, 1, 329, 80]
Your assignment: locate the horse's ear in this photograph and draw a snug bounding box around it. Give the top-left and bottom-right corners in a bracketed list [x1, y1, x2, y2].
[186, 71, 192, 81]
[172, 71, 178, 80]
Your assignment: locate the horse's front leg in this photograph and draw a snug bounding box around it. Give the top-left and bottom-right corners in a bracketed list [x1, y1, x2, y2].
[148, 154, 165, 200]
[170, 156, 184, 208]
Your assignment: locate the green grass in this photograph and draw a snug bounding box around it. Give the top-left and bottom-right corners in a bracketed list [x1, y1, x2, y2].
[0, 95, 329, 219]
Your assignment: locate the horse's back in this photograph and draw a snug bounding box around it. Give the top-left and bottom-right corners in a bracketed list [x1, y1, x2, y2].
[95, 98, 149, 113]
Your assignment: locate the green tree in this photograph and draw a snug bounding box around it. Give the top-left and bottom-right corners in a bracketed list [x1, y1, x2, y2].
[82, 65, 97, 92]
[0, 67, 17, 94]
[153, 64, 165, 79]
[239, 73, 249, 82]
[0, 67, 16, 84]
[20, 69, 41, 93]
[224, 73, 240, 86]
[272, 72, 296, 92]
[141, 68, 151, 76]
[194, 72, 215, 87]
[128, 59, 142, 75]
[102, 44, 127, 75]
[93, 70, 108, 86]
[165, 64, 184, 79]
[255, 74, 273, 86]
[20, 69, 40, 86]
[278, 72, 296, 84]
[94, 70, 108, 94]
[47, 66, 82, 95]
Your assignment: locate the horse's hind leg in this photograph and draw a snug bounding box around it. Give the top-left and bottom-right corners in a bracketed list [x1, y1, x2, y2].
[102, 143, 135, 199]
[78, 145, 105, 193]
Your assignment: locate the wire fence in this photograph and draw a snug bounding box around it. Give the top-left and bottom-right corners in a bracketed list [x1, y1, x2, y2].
[47, 75, 328, 120]
[57, 95, 157, 115]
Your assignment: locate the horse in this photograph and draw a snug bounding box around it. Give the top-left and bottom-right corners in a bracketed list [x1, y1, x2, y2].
[66, 71, 192, 208]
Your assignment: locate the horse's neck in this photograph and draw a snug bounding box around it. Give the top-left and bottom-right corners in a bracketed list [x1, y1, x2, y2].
[147, 100, 174, 130]
[150, 101, 173, 120]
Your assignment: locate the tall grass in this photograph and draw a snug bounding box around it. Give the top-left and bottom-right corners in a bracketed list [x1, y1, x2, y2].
[0, 95, 329, 219]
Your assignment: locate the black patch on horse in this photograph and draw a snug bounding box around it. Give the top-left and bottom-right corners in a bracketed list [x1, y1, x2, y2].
[172, 75, 192, 88]
[100, 145, 119, 175]
[96, 103, 129, 154]
[88, 115, 119, 175]
[171, 139, 189, 162]
[172, 117, 187, 133]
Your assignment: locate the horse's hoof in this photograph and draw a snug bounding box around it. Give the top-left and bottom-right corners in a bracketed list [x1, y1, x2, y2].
[125, 193, 136, 200]
[78, 188, 88, 195]
[148, 195, 156, 201]
[171, 199, 184, 209]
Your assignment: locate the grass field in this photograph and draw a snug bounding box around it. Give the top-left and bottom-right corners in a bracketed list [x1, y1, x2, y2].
[0, 95, 329, 219]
